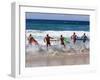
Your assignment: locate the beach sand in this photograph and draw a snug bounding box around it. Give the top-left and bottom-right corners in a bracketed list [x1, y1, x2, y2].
[25, 49, 89, 67]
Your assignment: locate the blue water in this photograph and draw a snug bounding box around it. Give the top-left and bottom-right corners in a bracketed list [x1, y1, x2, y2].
[26, 19, 89, 31]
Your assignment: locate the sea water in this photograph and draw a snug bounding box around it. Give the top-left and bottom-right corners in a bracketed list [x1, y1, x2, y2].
[26, 19, 89, 31]
[25, 19, 90, 53]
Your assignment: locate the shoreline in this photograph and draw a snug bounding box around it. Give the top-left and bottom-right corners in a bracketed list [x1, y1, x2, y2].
[25, 30, 90, 67]
[25, 50, 89, 67]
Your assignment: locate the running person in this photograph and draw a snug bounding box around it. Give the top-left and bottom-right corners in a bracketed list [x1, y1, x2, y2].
[60, 35, 66, 48]
[81, 33, 88, 43]
[71, 32, 77, 44]
[44, 34, 53, 49]
[28, 34, 38, 45]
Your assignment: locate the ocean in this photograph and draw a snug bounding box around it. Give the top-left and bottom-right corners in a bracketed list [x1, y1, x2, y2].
[25, 19, 90, 67]
[26, 19, 89, 31]
[25, 19, 90, 52]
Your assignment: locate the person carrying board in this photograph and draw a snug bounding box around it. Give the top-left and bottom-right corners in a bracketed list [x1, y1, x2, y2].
[71, 32, 77, 44]
[28, 34, 38, 45]
[44, 34, 53, 50]
[81, 33, 88, 43]
[60, 35, 66, 48]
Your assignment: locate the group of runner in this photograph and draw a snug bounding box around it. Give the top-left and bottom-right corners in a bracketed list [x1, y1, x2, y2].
[27, 32, 88, 49]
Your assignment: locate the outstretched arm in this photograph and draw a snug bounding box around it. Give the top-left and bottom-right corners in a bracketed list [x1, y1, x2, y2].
[50, 37, 54, 39]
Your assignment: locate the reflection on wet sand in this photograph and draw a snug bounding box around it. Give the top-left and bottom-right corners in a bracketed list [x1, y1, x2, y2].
[25, 51, 89, 67]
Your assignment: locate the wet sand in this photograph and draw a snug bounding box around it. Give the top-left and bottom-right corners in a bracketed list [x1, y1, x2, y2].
[25, 50, 89, 67]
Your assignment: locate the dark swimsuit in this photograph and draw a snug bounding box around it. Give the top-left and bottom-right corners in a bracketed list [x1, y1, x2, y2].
[46, 37, 51, 44]
[73, 35, 77, 43]
[83, 36, 87, 43]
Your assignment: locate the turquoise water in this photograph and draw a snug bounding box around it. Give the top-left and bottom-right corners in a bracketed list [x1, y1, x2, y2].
[26, 19, 89, 31]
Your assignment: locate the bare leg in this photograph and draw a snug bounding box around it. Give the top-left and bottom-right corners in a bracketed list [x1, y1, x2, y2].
[46, 43, 48, 51]
[73, 39, 76, 44]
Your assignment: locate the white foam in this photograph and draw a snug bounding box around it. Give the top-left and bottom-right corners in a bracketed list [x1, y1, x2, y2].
[26, 30, 89, 45]
[26, 30, 90, 54]
[26, 30, 89, 37]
